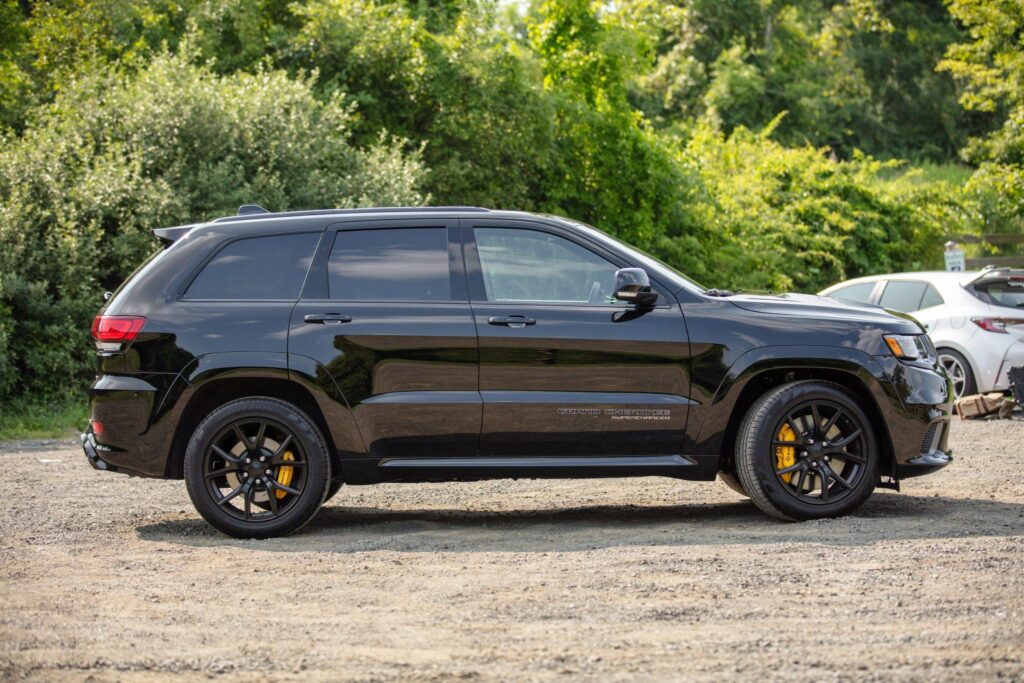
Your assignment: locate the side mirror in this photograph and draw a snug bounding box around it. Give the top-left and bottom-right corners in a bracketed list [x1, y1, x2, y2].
[614, 268, 658, 307]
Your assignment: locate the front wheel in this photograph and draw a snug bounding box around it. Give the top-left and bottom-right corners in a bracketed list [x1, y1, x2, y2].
[735, 381, 879, 521]
[184, 397, 331, 538]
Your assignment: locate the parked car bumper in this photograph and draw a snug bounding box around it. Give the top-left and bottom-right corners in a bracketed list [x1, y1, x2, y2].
[994, 340, 1024, 391]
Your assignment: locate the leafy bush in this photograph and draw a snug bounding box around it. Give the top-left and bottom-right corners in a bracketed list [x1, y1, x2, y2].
[0, 49, 424, 403]
[675, 122, 948, 292]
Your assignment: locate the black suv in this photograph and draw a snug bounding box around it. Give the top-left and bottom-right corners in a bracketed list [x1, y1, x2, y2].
[82, 206, 953, 537]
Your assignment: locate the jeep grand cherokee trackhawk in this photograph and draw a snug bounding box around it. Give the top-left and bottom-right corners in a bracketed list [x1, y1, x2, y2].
[82, 206, 953, 538]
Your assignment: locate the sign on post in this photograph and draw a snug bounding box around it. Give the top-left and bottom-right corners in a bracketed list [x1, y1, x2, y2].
[944, 241, 966, 272]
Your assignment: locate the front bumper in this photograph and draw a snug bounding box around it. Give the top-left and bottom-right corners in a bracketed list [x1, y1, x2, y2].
[873, 355, 954, 480]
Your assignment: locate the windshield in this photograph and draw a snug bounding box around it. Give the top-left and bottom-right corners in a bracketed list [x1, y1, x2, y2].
[559, 219, 707, 294]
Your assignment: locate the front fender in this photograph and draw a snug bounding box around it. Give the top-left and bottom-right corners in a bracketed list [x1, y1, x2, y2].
[688, 345, 897, 463]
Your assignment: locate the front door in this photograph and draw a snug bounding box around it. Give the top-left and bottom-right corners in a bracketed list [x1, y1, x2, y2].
[289, 218, 480, 459]
[462, 219, 691, 457]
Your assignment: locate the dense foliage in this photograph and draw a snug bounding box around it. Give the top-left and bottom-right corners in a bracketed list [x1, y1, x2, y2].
[0, 0, 1020, 404]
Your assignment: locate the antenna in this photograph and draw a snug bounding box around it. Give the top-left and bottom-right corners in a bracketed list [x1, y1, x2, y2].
[238, 204, 270, 216]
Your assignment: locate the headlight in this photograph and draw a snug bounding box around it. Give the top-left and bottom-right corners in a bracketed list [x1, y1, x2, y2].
[884, 334, 927, 360]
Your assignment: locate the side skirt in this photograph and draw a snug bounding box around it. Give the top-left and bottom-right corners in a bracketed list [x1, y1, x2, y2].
[339, 454, 719, 484]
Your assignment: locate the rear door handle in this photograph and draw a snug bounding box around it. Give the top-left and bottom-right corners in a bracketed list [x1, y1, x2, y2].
[488, 315, 536, 329]
[303, 313, 352, 325]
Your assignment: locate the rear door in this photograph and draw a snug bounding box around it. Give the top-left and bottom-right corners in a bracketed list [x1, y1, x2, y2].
[462, 218, 692, 458]
[288, 218, 480, 458]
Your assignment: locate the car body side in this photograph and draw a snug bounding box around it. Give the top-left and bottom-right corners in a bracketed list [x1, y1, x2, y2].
[86, 210, 952, 486]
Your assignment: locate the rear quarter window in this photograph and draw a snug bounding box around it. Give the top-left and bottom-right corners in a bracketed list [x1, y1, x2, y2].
[827, 282, 876, 304]
[185, 232, 320, 300]
[879, 281, 927, 312]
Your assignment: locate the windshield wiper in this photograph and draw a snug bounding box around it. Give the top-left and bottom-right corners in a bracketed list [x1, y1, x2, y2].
[704, 288, 736, 297]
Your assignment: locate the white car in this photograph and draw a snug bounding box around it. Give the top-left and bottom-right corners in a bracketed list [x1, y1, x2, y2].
[820, 269, 1024, 398]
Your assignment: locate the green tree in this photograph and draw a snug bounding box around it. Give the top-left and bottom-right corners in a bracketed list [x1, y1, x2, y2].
[0, 49, 424, 402]
[938, 0, 1024, 164]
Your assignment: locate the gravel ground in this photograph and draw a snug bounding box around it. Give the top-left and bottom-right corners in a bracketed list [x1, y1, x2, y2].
[1, 419, 1023, 682]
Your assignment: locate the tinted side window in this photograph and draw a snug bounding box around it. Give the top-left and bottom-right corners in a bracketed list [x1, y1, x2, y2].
[186, 233, 320, 300]
[829, 282, 876, 304]
[879, 281, 927, 312]
[474, 228, 621, 304]
[919, 284, 944, 309]
[329, 228, 451, 301]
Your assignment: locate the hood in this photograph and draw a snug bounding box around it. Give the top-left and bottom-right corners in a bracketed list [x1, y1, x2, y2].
[726, 292, 924, 333]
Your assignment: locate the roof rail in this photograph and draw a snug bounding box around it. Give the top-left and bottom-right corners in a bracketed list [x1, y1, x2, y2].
[211, 206, 492, 223]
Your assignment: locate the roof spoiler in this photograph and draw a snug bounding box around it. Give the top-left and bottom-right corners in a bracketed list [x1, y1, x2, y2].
[152, 223, 197, 246]
[965, 266, 1024, 288]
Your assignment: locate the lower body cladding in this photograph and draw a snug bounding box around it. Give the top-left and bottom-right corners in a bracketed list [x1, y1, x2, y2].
[337, 453, 720, 485]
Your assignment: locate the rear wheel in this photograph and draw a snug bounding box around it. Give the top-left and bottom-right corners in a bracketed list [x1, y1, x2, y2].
[184, 397, 330, 538]
[735, 380, 879, 521]
[937, 348, 975, 399]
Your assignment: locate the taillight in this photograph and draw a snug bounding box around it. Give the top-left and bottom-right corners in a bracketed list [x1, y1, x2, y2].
[971, 317, 1024, 333]
[91, 315, 146, 350]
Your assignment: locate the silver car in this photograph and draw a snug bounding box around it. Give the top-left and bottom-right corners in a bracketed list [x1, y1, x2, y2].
[820, 269, 1024, 398]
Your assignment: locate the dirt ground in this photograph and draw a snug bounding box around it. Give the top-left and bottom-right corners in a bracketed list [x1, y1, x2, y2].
[1, 419, 1023, 682]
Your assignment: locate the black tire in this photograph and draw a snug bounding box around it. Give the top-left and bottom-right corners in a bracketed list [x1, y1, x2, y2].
[937, 348, 976, 399]
[735, 380, 879, 521]
[718, 471, 748, 497]
[184, 397, 331, 538]
[324, 479, 344, 503]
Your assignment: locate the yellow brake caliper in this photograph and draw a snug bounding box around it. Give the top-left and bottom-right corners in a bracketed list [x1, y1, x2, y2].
[274, 451, 295, 500]
[775, 424, 796, 483]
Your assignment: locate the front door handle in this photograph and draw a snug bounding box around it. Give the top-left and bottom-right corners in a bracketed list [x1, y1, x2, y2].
[488, 315, 536, 329]
[303, 313, 352, 325]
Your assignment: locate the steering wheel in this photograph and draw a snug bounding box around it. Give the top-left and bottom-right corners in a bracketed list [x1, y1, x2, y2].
[587, 280, 603, 303]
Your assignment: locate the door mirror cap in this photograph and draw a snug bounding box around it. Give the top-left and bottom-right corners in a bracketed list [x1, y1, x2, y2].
[614, 268, 658, 306]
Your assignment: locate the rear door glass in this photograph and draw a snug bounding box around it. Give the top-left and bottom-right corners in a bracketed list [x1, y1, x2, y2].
[328, 227, 452, 301]
[879, 281, 927, 312]
[186, 232, 320, 300]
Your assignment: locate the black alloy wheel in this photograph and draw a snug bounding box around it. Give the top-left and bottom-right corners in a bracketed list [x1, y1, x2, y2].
[184, 397, 330, 538]
[769, 399, 869, 506]
[736, 380, 879, 520]
[202, 418, 308, 521]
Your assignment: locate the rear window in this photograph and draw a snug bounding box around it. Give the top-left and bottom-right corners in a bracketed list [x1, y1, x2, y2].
[879, 281, 927, 312]
[828, 282, 876, 305]
[972, 282, 1024, 309]
[328, 228, 451, 301]
[185, 233, 320, 300]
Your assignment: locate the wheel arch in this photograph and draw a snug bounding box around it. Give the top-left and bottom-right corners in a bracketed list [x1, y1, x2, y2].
[700, 349, 896, 480]
[165, 375, 335, 479]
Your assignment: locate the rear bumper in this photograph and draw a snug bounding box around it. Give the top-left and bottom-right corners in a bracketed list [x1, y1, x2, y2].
[81, 430, 118, 473]
[86, 373, 184, 477]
